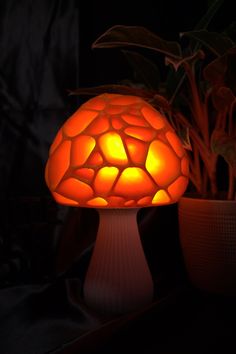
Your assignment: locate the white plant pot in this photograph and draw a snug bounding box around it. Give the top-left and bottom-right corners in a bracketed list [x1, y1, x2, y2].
[178, 196, 236, 295]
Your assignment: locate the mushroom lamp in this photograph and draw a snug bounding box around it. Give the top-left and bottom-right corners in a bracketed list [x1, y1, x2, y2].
[45, 94, 189, 314]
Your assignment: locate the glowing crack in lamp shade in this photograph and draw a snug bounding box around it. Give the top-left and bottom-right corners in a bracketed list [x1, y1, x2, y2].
[45, 93, 189, 314]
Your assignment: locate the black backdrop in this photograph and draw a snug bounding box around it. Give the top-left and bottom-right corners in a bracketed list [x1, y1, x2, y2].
[0, 1, 234, 353]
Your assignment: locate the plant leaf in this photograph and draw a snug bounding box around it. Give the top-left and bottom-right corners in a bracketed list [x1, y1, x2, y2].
[92, 25, 182, 59]
[181, 30, 235, 57]
[150, 94, 171, 113]
[211, 129, 236, 176]
[69, 84, 156, 100]
[122, 50, 160, 90]
[223, 21, 236, 42]
[203, 54, 227, 85]
[204, 48, 236, 94]
[211, 87, 235, 111]
[195, 0, 224, 30]
[165, 50, 205, 71]
[177, 126, 192, 151]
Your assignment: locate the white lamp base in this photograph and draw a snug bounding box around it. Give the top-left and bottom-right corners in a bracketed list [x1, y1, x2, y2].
[83, 208, 154, 315]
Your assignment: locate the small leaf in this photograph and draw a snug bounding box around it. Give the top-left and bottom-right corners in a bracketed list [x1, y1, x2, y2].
[122, 50, 160, 90]
[165, 50, 205, 71]
[211, 87, 235, 111]
[93, 25, 182, 59]
[195, 0, 224, 31]
[69, 84, 156, 100]
[211, 129, 236, 176]
[223, 21, 236, 42]
[203, 54, 227, 85]
[181, 30, 235, 57]
[204, 48, 236, 94]
[177, 126, 192, 151]
[150, 94, 171, 113]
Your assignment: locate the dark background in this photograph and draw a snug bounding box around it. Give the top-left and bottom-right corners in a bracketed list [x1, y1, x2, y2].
[0, 1, 236, 353]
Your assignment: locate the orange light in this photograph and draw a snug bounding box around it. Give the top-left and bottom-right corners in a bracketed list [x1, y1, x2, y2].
[99, 132, 128, 165]
[46, 93, 189, 208]
[45, 93, 190, 315]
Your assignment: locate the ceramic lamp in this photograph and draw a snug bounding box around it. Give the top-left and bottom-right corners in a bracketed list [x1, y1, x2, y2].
[45, 93, 189, 314]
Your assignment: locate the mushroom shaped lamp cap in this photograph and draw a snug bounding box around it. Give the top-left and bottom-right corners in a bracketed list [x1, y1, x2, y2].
[45, 93, 189, 208]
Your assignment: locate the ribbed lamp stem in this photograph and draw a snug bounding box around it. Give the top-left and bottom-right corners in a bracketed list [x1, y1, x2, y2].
[83, 208, 153, 315]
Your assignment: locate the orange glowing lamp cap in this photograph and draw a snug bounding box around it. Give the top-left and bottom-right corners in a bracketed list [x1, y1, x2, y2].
[45, 93, 189, 208]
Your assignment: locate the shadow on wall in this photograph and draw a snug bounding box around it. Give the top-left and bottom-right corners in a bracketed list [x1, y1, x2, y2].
[0, 0, 80, 199]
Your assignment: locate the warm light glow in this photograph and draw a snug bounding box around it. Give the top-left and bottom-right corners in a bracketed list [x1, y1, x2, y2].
[166, 131, 185, 157]
[121, 114, 147, 127]
[71, 135, 95, 166]
[125, 127, 155, 141]
[64, 110, 98, 137]
[138, 196, 152, 206]
[181, 157, 189, 176]
[57, 178, 93, 201]
[146, 140, 180, 186]
[106, 105, 124, 114]
[112, 118, 124, 130]
[168, 176, 189, 200]
[114, 167, 155, 198]
[87, 152, 103, 166]
[74, 168, 94, 181]
[87, 197, 108, 206]
[49, 129, 63, 156]
[47, 140, 71, 190]
[86, 115, 110, 135]
[126, 138, 147, 165]
[52, 191, 79, 206]
[99, 132, 128, 165]
[46, 93, 189, 208]
[94, 166, 119, 195]
[152, 190, 171, 204]
[111, 95, 141, 105]
[141, 107, 164, 129]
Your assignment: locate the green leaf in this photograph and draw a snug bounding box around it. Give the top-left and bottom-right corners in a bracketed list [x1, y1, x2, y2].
[181, 30, 235, 57]
[211, 129, 236, 176]
[122, 50, 160, 90]
[92, 25, 182, 59]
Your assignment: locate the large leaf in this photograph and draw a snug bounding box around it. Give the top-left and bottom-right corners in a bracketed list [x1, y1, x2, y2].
[92, 25, 182, 59]
[122, 50, 160, 90]
[181, 30, 235, 57]
[203, 54, 227, 85]
[204, 48, 236, 93]
[211, 129, 236, 176]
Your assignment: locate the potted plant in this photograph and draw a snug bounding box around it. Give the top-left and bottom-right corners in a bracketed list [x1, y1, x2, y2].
[72, 1, 236, 294]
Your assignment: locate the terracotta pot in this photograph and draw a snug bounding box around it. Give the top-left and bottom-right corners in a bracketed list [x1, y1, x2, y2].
[178, 196, 236, 295]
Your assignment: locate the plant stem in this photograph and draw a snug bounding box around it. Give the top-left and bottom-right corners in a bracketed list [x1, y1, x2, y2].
[183, 62, 208, 145]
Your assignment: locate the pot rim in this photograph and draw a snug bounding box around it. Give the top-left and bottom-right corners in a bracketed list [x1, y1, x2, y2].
[180, 194, 236, 204]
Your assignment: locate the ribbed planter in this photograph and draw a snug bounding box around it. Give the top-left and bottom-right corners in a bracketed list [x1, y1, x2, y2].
[178, 196, 236, 295]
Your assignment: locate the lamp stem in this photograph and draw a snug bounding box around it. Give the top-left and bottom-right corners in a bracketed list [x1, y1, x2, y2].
[83, 208, 154, 315]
